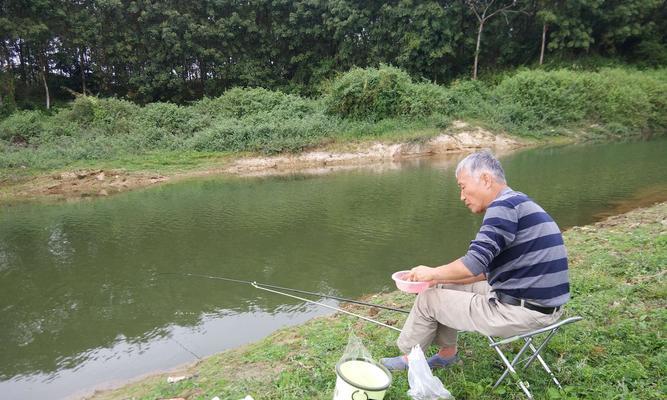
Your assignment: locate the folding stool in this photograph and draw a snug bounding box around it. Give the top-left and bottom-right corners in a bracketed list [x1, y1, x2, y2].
[487, 316, 583, 399]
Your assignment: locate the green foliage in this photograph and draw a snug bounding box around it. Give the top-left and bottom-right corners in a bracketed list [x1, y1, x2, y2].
[1, 66, 665, 170]
[185, 112, 336, 154]
[485, 68, 667, 134]
[402, 82, 450, 118]
[0, 110, 46, 143]
[324, 65, 413, 120]
[324, 65, 450, 121]
[445, 79, 490, 117]
[633, 41, 667, 67]
[193, 87, 315, 119]
[491, 70, 590, 129]
[4, 0, 667, 108]
[0, 71, 17, 118]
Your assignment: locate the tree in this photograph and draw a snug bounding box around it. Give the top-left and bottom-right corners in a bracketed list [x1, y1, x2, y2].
[536, 8, 558, 65]
[545, 0, 600, 53]
[465, 0, 518, 79]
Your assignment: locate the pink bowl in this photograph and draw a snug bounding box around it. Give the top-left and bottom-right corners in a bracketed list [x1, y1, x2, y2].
[391, 270, 430, 293]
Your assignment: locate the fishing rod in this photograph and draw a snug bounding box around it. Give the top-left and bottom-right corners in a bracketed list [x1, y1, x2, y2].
[249, 282, 402, 332]
[161, 272, 410, 314]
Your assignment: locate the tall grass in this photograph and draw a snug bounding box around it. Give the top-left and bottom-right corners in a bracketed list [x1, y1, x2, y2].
[1, 66, 665, 171]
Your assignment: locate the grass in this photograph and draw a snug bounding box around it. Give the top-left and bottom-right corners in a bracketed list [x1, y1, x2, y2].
[90, 202, 667, 400]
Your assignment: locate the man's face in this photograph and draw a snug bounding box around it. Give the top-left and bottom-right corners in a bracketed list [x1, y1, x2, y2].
[457, 170, 491, 214]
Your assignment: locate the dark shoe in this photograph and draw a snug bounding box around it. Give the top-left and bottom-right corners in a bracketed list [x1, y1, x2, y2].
[427, 353, 460, 369]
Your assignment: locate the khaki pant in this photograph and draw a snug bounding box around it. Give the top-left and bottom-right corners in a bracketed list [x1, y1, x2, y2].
[397, 281, 563, 354]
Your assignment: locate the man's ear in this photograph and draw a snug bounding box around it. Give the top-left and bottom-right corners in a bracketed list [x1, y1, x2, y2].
[481, 172, 492, 188]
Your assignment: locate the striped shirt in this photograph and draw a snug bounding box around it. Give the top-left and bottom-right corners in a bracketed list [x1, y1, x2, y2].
[461, 187, 570, 307]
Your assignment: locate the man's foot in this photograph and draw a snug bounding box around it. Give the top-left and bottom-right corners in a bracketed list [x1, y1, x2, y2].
[380, 355, 409, 371]
[427, 353, 460, 369]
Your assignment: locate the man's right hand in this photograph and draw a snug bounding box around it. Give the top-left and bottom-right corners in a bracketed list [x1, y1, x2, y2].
[406, 265, 435, 282]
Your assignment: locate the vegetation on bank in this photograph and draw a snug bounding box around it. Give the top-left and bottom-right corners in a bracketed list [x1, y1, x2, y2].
[90, 202, 667, 400]
[1, 66, 666, 175]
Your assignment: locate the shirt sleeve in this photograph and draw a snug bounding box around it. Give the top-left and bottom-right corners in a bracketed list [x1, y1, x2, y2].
[460, 203, 519, 275]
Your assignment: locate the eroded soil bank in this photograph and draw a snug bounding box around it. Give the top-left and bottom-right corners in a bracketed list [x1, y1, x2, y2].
[1, 124, 526, 203]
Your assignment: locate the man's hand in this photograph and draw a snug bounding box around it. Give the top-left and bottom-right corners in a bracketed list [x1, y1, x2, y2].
[406, 265, 435, 282]
[404, 259, 477, 284]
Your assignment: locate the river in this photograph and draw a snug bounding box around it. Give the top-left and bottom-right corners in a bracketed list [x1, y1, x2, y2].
[1, 138, 666, 399]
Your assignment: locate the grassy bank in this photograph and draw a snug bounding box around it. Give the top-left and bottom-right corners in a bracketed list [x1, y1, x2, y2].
[90, 202, 667, 400]
[2, 66, 666, 180]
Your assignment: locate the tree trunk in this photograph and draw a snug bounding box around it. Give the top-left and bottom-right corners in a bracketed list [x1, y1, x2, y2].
[1, 40, 16, 110]
[18, 40, 27, 84]
[80, 48, 87, 95]
[199, 59, 207, 97]
[473, 20, 484, 80]
[39, 57, 50, 109]
[539, 23, 547, 65]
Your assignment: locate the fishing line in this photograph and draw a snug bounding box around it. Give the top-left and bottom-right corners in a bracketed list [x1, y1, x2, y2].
[161, 272, 409, 314]
[250, 282, 402, 332]
[171, 336, 202, 360]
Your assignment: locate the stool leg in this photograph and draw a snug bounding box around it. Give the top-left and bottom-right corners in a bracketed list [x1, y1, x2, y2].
[488, 337, 534, 399]
[527, 342, 562, 389]
[493, 338, 533, 388]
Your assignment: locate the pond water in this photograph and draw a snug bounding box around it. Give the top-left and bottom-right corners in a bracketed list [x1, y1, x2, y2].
[1, 138, 666, 399]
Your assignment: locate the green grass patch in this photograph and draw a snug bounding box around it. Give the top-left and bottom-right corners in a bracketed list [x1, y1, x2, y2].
[92, 203, 667, 400]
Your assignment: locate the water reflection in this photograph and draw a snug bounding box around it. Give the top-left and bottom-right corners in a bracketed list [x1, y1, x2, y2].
[0, 138, 666, 399]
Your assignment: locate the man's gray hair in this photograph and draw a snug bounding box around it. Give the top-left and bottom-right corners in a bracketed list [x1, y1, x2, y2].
[455, 150, 507, 183]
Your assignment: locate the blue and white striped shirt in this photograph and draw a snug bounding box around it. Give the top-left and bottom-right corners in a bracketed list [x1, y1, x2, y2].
[461, 188, 570, 307]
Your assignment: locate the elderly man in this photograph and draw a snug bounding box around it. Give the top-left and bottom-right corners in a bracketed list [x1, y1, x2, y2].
[381, 150, 569, 370]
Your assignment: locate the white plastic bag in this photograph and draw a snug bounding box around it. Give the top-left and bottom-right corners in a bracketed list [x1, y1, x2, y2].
[407, 345, 453, 400]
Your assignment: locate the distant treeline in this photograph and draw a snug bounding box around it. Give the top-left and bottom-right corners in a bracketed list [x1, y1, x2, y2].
[1, 0, 666, 111]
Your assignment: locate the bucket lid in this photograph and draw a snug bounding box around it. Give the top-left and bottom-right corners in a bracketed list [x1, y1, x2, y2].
[335, 357, 392, 391]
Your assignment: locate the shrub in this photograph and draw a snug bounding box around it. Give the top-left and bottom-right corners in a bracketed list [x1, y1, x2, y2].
[586, 69, 652, 131]
[491, 70, 589, 128]
[135, 102, 211, 146]
[445, 79, 489, 118]
[0, 110, 46, 143]
[323, 65, 414, 120]
[185, 112, 336, 154]
[632, 41, 667, 67]
[486, 68, 666, 134]
[401, 82, 450, 118]
[193, 87, 315, 119]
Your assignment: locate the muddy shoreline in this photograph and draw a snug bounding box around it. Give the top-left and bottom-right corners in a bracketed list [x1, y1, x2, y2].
[1, 124, 528, 204]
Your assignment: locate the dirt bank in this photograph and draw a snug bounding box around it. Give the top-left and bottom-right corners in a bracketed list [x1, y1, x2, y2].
[1, 123, 527, 203]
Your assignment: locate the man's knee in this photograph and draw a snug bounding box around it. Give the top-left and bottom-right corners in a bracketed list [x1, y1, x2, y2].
[414, 287, 441, 314]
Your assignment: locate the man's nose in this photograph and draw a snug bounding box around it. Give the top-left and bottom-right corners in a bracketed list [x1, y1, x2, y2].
[460, 192, 465, 201]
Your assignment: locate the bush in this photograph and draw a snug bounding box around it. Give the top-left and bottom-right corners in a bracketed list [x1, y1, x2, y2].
[486, 68, 666, 134]
[67, 96, 140, 134]
[193, 87, 315, 119]
[632, 41, 667, 67]
[586, 69, 652, 131]
[185, 112, 336, 154]
[135, 102, 211, 146]
[491, 70, 589, 128]
[445, 79, 489, 117]
[0, 110, 46, 143]
[324, 65, 414, 120]
[401, 82, 450, 118]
